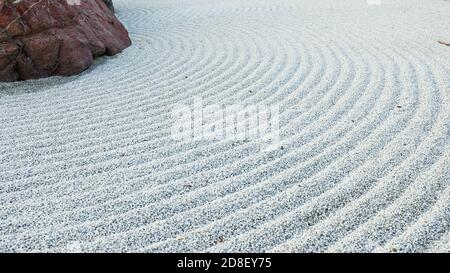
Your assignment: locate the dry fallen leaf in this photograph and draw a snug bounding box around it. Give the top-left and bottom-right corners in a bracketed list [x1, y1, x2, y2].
[438, 40, 450, 47]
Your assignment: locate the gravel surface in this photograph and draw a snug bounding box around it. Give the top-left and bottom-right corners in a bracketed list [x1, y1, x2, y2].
[0, 0, 449, 253]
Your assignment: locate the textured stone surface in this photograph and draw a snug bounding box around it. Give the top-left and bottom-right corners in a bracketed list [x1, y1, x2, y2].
[0, 0, 131, 81]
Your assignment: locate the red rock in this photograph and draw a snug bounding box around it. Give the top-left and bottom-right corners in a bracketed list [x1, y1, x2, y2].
[0, 0, 131, 81]
[103, 0, 115, 12]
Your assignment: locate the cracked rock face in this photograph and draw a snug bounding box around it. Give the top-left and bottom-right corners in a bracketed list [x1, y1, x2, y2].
[0, 0, 131, 82]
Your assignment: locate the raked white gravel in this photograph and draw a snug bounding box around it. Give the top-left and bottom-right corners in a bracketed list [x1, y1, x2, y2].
[0, 0, 449, 253]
